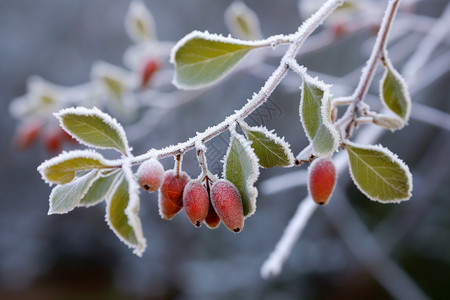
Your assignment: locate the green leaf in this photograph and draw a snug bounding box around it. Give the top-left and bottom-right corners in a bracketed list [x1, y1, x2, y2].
[102, 76, 124, 100]
[107, 176, 137, 246]
[224, 131, 260, 217]
[345, 141, 412, 202]
[125, 0, 155, 43]
[106, 166, 146, 256]
[56, 107, 129, 155]
[171, 31, 257, 89]
[300, 78, 339, 156]
[48, 170, 100, 214]
[78, 170, 120, 207]
[38, 150, 107, 185]
[380, 56, 411, 122]
[225, 2, 262, 40]
[242, 125, 294, 168]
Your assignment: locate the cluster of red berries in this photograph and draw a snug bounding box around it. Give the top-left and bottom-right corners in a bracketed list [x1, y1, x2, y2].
[14, 121, 77, 154]
[136, 159, 244, 233]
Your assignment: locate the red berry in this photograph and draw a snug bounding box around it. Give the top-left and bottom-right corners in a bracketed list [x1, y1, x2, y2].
[204, 201, 221, 229]
[14, 121, 42, 150]
[44, 130, 62, 154]
[158, 192, 182, 220]
[136, 159, 164, 192]
[330, 21, 346, 38]
[140, 58, 160, 88]
[183, 180, 209, 227]
[308, 156, 337, 205]
[210, 179, 244, 233]
[160, 170, 190, 207]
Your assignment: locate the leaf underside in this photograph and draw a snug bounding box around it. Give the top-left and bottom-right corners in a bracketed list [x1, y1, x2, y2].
[49, 170, 100, 214]
[79, 170, 120, 207]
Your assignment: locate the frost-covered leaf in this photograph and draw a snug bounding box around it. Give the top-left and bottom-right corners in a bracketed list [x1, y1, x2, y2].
[380, 56, 411, 122]
[171, 31, 258, 89]
[48, 170, 100, 214]
[345, 141, 412, 202]
[78, 170, 120, 207]
[300, 77, 339, 155]
[9, 76, 62, 120]
[92, 62, 138, 120]
[125, 0, 156, 44]
[242, 125, 294, 168]
[106, 163, 146, 256]
[225, 1, 262, 40]
[223, 130, 259, 217]
[56, 107, 129, 155]
[38, 150, 108, 185]
[295, 144, 315, 165]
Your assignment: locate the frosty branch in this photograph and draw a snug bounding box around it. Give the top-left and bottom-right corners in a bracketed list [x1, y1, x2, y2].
[14, 0, 414, 272]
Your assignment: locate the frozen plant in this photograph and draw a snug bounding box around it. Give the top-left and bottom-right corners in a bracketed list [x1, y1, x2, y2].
[11, 0, 428, 276]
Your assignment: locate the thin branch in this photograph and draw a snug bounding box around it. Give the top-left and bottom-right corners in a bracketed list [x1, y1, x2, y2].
[123, 0, 344, 165]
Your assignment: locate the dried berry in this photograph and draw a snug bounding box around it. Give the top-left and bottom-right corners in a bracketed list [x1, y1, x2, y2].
[210, 179, 244, 233]
[136, 158, 164, 192]
[183, 180, 209, 227]
[308, 156, 337, 205]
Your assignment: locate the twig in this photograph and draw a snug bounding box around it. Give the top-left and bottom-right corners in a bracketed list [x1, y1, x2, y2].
[261, 0, 403, 277]
[120, 0, 345, 166]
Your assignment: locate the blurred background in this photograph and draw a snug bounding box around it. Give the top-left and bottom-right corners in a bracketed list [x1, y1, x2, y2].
[1, 0, 449, 299]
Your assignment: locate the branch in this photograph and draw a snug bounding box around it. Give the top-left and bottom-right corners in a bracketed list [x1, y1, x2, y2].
[126, 0, 344, 165]
[261, 0, 403, 278]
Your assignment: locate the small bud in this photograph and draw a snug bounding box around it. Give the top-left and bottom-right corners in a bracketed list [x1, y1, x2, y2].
[210, 179, 244, 233]
[373, 114, 405, 131]
[183, 180, 209, 227]
[308, 156, 337, 205]
[158, 192, 182, 220]
[160, 170, 190, 207]
[136, 158, 164, 192]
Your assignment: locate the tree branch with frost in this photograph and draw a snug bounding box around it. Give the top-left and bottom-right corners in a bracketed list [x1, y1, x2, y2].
[261, 0, 405, 278]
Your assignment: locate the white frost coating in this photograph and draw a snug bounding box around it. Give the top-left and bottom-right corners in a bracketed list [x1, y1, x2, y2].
[37, 149, 108, 186]
[295, 144, 314, 163]
[299, 71, 340, 155]
[225, 1, 263, 40]
[345, 140, 413, 203]
[241, 122, 295, 167]
[48, 170, 101, 215]
[125, 0, 156, 44]
[122, 159, 147, 256]
[78, 170, 121, 208]
[379, 53, 411, 122]
[223, 124, 260, 217]
[55, 106, 131, 156]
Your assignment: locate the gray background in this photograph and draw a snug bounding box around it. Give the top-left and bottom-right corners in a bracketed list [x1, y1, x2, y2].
[1, 0, 449, 299]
